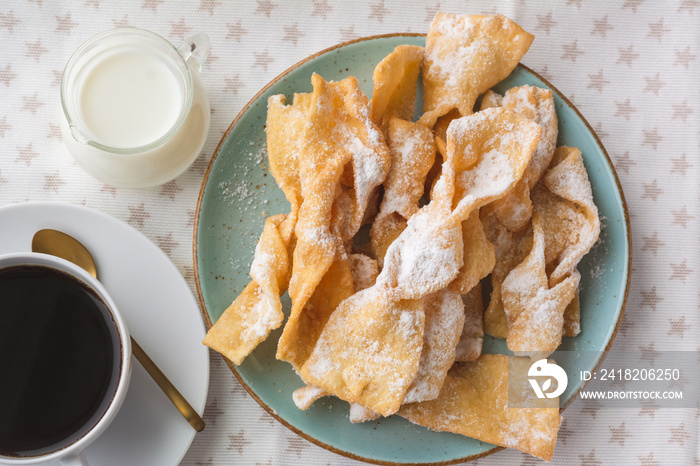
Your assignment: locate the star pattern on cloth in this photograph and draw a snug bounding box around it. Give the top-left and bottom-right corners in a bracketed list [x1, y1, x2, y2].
[224, 75, 243, 95]
[255, 0, 278, 18]
[669, 260, 692, 282]
[311, 0, 332, 19]
[227, 430, 251, 454]
[339, 25, 360, 42]
[0, 11, 21, 32]
[614, 98, 636, 120]
[671, 101, 694, 122]
[671, 206, 695, 229]
[638, 452, 661, 466]
[203, 399, 224, 425]
[678, 0, 700, 14]
[669, 423, 690, 446]
[25, 39, 49, 62]
[557, 419, 574, 445]
[51, 69, 63, 86]
[639, 342, 661, 364]
[641, 127, 662, 150]
[616, 44, 640, 67]
[613, 151, 635, 174]
[536, 12, 557, 35]
[424, 3, 441, 23]
[21, 92, 44, 114]
[0, 116, 11, 138]
[646, 18, 671, 42]
[112, 15, 131, 28]
[282, 23, 304, 45]
[580, 401, 601, 419]
[155, 232, 179, 256]
[591, 15, 613, 37]
[670, 154, 693, 175]
[561, 40, 585, 62]
[578, 450, 603, 466]
[47, 123, 61, 140]
[226, 20, 248, 42]
[674, 46, 697, 69]
[199, 0, 221, 16]
[252, 50, 273, 71]
[667, 315, 690, 338]
[55, 12, 77, 34]
[587, 69, 610, 92]
[159, 180, 183, 200]
[369, 0, 390, 23]
[643, 73, 666, 94]
[100, 184, 117, 197]
[15, 143, 39, 166]
[622, 0, 644, 13]
[43, 171, 66, 194]
[640, 287, 663, 310]
[127, 203, 151, 228]
[638, 400, 660, 418]
[608, 423, 630, 447]
[169, 18, 191, 40]
[141, 0, 164, 13]
[0, 64, 17, 87]
[285, 435, 309, 458]
[642, 180, 662, 201]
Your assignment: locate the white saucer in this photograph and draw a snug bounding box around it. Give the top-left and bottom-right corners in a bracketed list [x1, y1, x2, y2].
[0, 202, 209, 465]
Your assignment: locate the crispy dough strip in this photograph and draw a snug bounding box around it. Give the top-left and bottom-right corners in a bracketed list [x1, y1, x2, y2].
[538, 146, 600, 285]
[370, 45, 424, 132]
[277, 74, 390, 369]
[483, 221, 533, 338]
[399, 355, 561, 461]
[403, 288, 465, 403]
[455, 282, 484, 362]
[502, 214, 578, 358]
[300, 108, 541, 415]
[204, 92, 310, 365]
[420, 13, 534, 127]
[203, 214, 291, 364]
[563, 286, 581, 337]
[349, 403, 381, 423]
[480, 86, 560, 337]
[370, 117, 436, 266]
[300, 289, 425, 417]
[448, 209, 495, 294]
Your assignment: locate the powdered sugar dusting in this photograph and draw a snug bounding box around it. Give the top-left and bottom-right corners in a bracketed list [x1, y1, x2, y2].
[404, 289, 465, 403]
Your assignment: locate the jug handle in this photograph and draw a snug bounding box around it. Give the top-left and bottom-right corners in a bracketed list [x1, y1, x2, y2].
[177, 33, 210, 74]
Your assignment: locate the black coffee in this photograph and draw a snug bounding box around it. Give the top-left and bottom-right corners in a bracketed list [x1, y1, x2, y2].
[0, 265, 118, 456]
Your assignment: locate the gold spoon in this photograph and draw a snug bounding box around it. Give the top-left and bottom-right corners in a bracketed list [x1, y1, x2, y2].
[32, 228, 206, 432]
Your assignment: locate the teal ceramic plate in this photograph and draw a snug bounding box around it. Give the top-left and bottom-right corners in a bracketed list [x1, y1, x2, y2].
[194, 34, 631, 465]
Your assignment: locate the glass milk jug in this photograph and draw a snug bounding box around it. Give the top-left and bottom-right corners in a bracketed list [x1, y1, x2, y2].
[60, 28, 210, 189]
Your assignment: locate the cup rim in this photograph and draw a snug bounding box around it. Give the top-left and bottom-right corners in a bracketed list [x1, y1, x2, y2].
[0, 252, 132, 464]
[60, 27, 194, 155]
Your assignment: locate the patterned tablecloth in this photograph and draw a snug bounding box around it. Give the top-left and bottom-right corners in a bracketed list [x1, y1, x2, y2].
[1, 1, 698, 464]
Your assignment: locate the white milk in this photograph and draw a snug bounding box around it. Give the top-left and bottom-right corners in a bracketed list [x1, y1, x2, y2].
[78, 47, 184, 148]
[61, 29, 210, 189]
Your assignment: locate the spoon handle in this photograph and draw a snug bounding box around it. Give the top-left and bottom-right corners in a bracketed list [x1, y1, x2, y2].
[130, 337, 206, 432]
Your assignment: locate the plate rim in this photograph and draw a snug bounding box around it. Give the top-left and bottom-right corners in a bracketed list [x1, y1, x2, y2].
[193, 33, 632, 465]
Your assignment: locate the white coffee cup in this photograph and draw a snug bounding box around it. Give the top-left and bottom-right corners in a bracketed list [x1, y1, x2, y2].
[0, 253, 132, 466]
